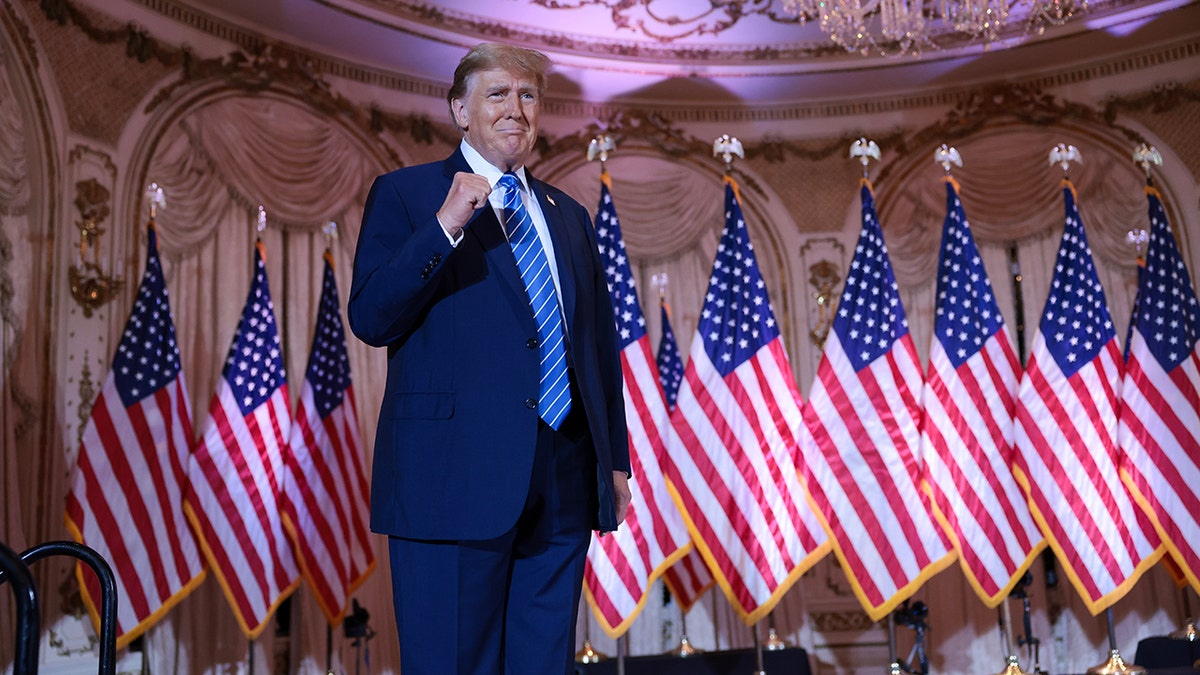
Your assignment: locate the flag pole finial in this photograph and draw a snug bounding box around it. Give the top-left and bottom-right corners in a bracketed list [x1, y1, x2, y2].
[323, 221, 338, 248]
[256, 205, 267, 238]
[850, 138, 881, 179]
[587, 134, 616, 170]
[145, 182, 166, 222]
[1126, 228, 1148, 265]
[1132, 143, 1162, 185]
[1049, 143, 1082, 178]
[713, 134, 744, 175]
[935, 144, 962, 176]
[651, 272, 669, 302]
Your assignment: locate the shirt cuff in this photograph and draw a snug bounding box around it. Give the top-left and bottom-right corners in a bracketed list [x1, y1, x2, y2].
[437, 215, 463, 247]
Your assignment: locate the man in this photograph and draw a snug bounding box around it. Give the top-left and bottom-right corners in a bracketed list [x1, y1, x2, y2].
[348, 42, 632, 674]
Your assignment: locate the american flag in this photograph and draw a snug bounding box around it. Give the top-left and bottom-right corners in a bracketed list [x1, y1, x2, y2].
[281, 252, 376, 625]
[1119, 185, 1200, 593]
[65, 225, 205, 647]
[918, 177, 1044, 606]
[799, 180, 954, 622]
[1013, 180, 1161, 614]
[185, 241, 300, 638]
[584, 172, 691, 636]
[657, 301, 715, 612]
[667, 177, 828, 624]
[657, 302, 686, 409]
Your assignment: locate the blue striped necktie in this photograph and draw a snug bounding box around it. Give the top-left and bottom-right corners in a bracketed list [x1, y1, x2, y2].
[498, 172, 572, 429]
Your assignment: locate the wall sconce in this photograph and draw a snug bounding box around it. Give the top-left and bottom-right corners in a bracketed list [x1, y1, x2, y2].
[68, 178, 124, 317]
[809, 259, 841, 349]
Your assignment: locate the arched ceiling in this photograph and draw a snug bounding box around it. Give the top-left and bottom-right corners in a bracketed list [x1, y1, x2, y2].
[175, 0, 1198, 106]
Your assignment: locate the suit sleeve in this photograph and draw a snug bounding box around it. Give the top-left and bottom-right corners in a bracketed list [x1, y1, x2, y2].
[348, 173, 456, 348]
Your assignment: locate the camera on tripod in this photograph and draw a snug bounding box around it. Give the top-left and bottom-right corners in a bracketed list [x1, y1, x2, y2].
[894, 600, 929, 631]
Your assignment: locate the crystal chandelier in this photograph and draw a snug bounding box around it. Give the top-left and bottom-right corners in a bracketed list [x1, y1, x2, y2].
[780, 0, 1089, 55]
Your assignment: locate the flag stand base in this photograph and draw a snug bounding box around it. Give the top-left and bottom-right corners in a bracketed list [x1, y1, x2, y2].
[665, 634, 702, 657]
[1087, 650, 1146, 675]
[575, 640, 607, 663]
[995, 655, 1031, 675]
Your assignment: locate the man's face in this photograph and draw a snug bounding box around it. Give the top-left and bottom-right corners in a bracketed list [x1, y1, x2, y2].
[452, 68, 541, 172]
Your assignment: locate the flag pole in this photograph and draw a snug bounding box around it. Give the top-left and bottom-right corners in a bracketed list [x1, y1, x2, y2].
[326, 624, 334, 675]
[994, 596, 1031, 675]
[575, 134, 614, 668]
[764, 611, 788, 650]
[713, 134, 769, 675]
[935, 144, 1033, 675]
[712, 590, 721, 651]
[617, 633, 627, 675]
[749, 621, 766, 675]
[677, 603, 699, 656]
[574, 606, 608, 663]
[936, 141, 1031, 675]
[1085, 608, 1146, 675]
[886, 614, 900, 674]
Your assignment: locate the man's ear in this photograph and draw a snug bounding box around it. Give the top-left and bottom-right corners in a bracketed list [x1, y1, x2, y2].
[451, 98, 468, 129]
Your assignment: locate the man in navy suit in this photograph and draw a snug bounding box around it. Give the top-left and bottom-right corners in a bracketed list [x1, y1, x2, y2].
[348, 42, 631, 674]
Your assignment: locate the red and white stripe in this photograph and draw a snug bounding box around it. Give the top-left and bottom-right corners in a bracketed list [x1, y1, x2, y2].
[283, 382, 375, 624]
[668, 338, 829, 624]
[663, 549, 715, 613]
[920, 328, 1044, 605]
[1014, 333, 1161, 613]
[1120, 334, 1200, 592]
[66, 374, 205, 646]
[585, 334, 691, 636]
[186, 382, 299, 637]
[799, 332, 955, 621]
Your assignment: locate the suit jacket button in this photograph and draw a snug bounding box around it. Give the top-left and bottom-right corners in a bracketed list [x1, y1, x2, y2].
[420, 270, 430, 280]
[526, 338, 538, 349]
[525, 398, 537, 409]
[432, 254, 442, 264]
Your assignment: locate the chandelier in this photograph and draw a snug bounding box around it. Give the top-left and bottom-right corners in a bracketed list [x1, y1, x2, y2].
[778, 0, 1090, 55]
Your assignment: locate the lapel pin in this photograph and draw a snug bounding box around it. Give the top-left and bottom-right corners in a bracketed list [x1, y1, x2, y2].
[546, 194, 556, 207]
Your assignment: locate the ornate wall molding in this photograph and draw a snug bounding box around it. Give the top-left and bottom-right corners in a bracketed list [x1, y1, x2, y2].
[1103, 78, 1200, 122]
[30, 0, 1188, 125]
[875, 81, 1153, 185]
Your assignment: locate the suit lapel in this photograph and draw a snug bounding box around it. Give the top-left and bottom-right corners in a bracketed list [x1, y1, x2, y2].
[531, 178, 578, 330]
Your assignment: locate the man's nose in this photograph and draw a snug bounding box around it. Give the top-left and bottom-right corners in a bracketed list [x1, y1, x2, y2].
[505, 96, 523, 119]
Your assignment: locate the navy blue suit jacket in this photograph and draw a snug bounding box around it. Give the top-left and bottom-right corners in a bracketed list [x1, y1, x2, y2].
[348, 148, 630, 541]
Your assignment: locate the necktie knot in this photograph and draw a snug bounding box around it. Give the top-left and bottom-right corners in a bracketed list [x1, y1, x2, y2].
[499, 172, 521, 201]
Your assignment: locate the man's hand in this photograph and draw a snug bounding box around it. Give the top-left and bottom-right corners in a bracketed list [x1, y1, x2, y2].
[613, 471, 631, 526]
[436, 172, 492, 239]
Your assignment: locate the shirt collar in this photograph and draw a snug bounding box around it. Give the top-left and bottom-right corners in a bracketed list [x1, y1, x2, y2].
[460, 139, 529, 193]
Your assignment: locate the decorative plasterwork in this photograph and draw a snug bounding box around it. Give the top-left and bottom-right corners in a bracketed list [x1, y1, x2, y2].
[39, 0, 1200, 176]
[325, 0, 1151, 61]
[1103, 78, 1200, 123]
[69, 0, 1192, 124]
[875, 82, 1156, 185]
[322, 0, 841, 60]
